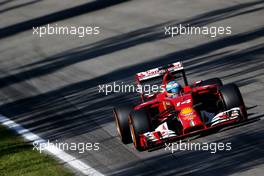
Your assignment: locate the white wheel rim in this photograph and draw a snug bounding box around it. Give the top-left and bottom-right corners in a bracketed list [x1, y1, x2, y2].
[114, 110, 121, 137]
[129, 123, 137, 146]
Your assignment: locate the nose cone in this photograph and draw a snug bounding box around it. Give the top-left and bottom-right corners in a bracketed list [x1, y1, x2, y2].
[178, 107, 204, 134]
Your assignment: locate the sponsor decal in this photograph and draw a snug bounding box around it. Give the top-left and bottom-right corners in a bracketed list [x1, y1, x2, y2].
[183, 115, 195, 120]
[180, 107, 193, 115]
[137, 62, 183, 81]
[180, 107, 196, 120]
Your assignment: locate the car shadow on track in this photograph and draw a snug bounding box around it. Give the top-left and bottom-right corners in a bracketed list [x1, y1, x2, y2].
[144, 112, 262, 153]
[110, 118, 264, 176]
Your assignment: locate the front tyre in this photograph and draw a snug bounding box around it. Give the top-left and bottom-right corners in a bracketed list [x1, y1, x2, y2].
[129, 110, 151, 151]
[113, 105, 133, 144]
[219, 84, 247, 120]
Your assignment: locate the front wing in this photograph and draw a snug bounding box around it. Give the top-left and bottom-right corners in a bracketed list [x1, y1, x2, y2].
[140, 107, 242, 150]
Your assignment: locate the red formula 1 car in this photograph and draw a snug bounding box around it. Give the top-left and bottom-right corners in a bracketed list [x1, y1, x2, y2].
[113, 62, 247, 151]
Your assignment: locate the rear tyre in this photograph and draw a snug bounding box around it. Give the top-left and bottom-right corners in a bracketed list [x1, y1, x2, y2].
[197, 78, 223, 87]
[113, 105, 133, 144]
[129, 110, 151, 151]
[219, 84, 247, 120]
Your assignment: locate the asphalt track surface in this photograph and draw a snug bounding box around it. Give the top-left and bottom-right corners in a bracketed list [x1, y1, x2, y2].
[0, 0, 263, 175]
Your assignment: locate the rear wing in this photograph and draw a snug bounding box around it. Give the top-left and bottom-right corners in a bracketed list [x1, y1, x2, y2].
[135, 61, 188, 101]
[136, 61, 184, 82]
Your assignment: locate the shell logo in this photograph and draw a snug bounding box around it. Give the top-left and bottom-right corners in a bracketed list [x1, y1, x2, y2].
[180, 107, 193, 115]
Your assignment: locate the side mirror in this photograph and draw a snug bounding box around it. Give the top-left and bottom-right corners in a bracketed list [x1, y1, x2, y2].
[183, 86, 192, 93]
[193, 80, 202, 87]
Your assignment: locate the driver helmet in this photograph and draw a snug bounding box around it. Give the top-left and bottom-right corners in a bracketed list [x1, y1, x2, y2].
[166, 81, 182, 94]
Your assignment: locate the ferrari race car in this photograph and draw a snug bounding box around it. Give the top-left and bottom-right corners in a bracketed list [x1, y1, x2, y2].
[113, 61, 247, 151]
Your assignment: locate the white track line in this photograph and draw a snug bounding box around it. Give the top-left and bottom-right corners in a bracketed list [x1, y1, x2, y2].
[0, 115, 104, 176]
